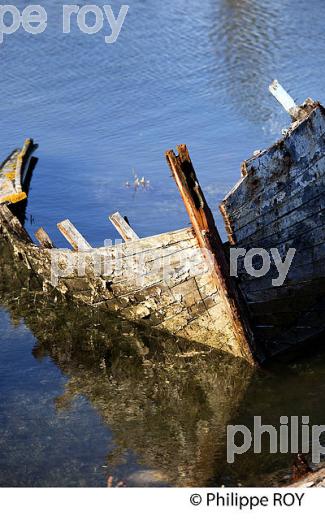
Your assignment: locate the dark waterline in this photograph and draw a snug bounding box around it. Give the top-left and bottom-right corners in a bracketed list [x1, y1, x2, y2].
[1, 0, 325, 486]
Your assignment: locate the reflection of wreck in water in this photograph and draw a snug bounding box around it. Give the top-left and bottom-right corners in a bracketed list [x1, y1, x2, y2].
[0, 241, 254, 486]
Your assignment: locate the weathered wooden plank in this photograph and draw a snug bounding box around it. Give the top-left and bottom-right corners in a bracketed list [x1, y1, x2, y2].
[239, 254, 325, 295]
[35, 227, 54, 249]
[236, 219, 325, 271]
[243, 274, 325, 304]
[0, 191, 27, 205]
[226, 153, 325, 240]
[166, 144, 256, 363]
[235, 220, 325, 290]
[116, 281, 175, 307]
[221, 106, 325, 224]
[106, 249, 208, 297]
[171, 278, 202, 308]
[109, 212, 139, 242]
[231, 175, 325, 246]
[56, 238, 207, 303]
[224, 153, 325, 243]
[268, 82, 316, 122]
[98, 226, 197, 259]
[53, 231, 201, 287]
[0, 149, 19, 172]
[269, 80, 297, 117]
[195, 275, 218, 300]
[107, 274, 219, 325]
[14, 149, 24, 193]
[111, 277, 224, 338]
[57, 219, 92, 251]
[236, 235, 325, 284]
[240, 195, 325, 251]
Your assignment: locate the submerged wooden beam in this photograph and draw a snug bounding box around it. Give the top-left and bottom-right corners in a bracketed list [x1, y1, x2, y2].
[166, 144, 257, 363]
[57, 219, 92, 251]
[109, 212, 139, 241]
[35, 227, 54, 249]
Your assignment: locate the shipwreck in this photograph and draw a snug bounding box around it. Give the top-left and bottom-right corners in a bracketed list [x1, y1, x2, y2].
[1, 81, 325, 365]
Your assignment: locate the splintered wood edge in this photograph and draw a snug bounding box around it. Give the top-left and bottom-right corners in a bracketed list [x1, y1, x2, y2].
[165, 144, 257, 364]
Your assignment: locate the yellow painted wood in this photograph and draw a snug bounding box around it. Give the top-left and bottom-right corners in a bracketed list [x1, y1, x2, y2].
[5, 172, 16, 180]
[0, 192, 27, 204]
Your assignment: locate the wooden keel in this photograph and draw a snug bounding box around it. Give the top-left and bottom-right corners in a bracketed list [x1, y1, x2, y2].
[166, 144, 257, 364]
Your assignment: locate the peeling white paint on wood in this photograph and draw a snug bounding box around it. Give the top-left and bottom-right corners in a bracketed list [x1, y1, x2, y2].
[269, 79, 297, 116]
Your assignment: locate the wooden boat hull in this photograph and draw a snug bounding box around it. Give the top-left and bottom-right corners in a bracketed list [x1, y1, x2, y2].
[221, 100, 325, 356]
[2, 86, 325, 363]
[0, 191, 250, 361]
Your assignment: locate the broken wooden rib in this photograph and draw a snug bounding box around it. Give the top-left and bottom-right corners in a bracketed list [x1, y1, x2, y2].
[269, 79, 298, 118]
[35, 227, 54, 249]
[57, 219, 92, 251]
[269, 79, 316, 122]
[109, 212, 139, 241]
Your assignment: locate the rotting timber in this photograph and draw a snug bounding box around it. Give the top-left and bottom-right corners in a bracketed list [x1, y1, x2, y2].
[1, 81, 325, 365]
